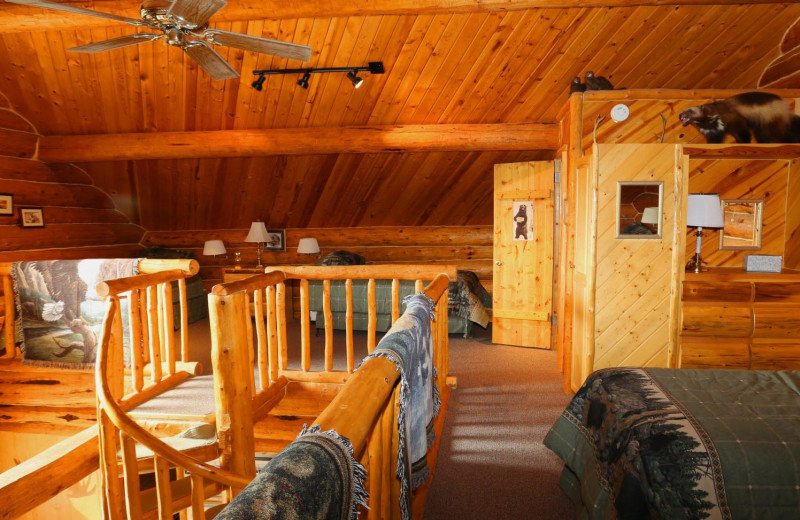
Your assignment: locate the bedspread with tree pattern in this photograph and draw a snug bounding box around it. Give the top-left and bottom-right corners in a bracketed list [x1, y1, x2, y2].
[545, 367, 800, 520]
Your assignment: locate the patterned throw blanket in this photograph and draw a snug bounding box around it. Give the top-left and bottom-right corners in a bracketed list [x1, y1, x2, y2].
[545, 367, 800, 520]
[12, 259, 140, 368]
[216, 426, 367, 520]
[365, 293, 440, 520]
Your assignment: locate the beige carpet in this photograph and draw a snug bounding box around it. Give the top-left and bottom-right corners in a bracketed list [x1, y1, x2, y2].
[424, 326, 575, 519]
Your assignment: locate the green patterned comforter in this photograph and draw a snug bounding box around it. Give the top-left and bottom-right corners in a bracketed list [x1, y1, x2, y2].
[545, 367, 800, 520]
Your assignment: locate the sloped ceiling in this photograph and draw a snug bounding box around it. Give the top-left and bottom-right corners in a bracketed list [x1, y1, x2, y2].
[1, 2, 799, 229]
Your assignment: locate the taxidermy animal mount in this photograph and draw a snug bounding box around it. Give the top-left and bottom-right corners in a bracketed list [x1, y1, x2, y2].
[569, 76, 587, 94]
[6, 0, 312, 80]
[584, 71, 614, 90]
[679, 92, 800, 143]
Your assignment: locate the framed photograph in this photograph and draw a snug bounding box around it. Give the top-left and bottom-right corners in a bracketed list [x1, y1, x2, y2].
[512, 201, 534, 241]
[265, 229, 285, 251]
[0, 194, 12, 215]
[20, 207, 44, 228]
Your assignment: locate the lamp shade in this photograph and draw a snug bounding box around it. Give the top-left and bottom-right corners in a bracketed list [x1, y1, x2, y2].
[687, 194, 723, 228]
[641, 207, 659, 225]
[202, 239, 226, 256]
[297, 238, 320, 254]
[245, 221, 270, 242]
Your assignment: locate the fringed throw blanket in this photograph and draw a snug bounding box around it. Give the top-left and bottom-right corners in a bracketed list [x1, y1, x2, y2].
[364, 293, 440, 520]
[216, 426, 368, 520]
[545, 367, 800, 520]
[13, 259, 140, 368]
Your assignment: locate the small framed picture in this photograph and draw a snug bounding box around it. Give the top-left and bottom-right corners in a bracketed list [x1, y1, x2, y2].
[0, 194, 12, 215]
[265, 229, 285, 251]
[20, 207, 44, 228]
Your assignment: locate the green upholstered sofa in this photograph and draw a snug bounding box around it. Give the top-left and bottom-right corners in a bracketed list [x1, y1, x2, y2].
[308, 276, 491, 338]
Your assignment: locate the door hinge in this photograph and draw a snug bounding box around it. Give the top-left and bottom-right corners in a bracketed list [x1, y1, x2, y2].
[553, 158, 562, 183]
[551, 314, 558, 326]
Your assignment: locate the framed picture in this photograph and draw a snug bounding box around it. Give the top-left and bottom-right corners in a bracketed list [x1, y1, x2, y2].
[0, 194, 12, 215]
[265, 229, 285, 251]
[20, 207, 44, 228]
[512, 201, 534, 241]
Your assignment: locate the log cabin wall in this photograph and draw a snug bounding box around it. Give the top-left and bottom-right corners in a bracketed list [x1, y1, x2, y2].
[0, 94, 144, 346]
[142, 225, 493, 295]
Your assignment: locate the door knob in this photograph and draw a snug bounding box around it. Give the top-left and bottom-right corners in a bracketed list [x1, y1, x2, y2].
[495, 261, 502, 266]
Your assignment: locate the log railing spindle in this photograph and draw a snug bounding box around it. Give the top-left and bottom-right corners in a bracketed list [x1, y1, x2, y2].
[367, 279, 377, 353]
[345, 279, 354, 373]
[254, 288, 268, 391]
[300, 279, 311, 372]
[323, 279, 333, 372]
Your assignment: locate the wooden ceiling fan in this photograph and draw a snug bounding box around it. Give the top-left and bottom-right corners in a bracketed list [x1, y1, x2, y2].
[7, 0, 312, 80]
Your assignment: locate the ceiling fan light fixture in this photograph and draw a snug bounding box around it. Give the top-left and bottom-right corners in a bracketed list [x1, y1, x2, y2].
[347, 70, 363, 89]
[252, 75, 266, 91]
[297, 72, 311, 89]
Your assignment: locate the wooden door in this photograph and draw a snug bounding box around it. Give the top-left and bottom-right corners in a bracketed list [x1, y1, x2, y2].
[492, 161, 555, 348]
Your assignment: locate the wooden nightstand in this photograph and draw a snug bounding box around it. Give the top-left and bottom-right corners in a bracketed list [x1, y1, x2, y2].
[222, 268, 293, 318]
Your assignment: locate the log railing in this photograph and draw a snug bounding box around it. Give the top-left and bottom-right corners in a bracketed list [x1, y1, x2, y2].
[211, 269, 452, 520]
[96, 296, 251, 520]
[261, 264, 456, 388]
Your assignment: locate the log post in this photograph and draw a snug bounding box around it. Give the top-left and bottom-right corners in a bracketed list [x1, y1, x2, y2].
[208, 291, 257, 485]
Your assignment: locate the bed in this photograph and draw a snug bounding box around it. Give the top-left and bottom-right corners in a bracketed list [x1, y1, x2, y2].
[545, 367, 800, 520]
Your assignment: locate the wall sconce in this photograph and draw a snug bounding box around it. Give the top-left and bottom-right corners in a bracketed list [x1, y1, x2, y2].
[252, 62, 384, 90]
[202, 239, 226, 257]
[245, 221, 270, 268]
[686, 194, 723, 273]
[297, 237, 320, 257]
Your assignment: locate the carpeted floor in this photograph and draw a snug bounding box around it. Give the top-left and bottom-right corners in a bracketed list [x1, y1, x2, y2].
[424, 326, 575, 519]
[183, 318, 575, 519]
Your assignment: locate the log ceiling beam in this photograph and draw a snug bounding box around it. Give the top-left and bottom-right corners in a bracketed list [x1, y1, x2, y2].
[37, 123, 560, 162]
[1, 0, 796, 34]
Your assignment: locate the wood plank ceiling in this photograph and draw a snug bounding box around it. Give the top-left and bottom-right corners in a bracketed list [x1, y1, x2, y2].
[1, 2, 799, 230]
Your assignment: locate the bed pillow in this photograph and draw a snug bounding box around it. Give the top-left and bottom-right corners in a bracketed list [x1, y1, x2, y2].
[315, 250, 366, 266]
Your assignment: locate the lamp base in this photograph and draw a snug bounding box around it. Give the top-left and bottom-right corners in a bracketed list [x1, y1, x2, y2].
[686, 253, 707, 273]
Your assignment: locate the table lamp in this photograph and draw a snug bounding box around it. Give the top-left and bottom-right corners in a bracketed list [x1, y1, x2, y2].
[641, 207, 659, 232]
[202, 239, 226, 257]
[297, 237, 320, 257]
[245, 221, 270, 268]
[686, 194, 723, 273]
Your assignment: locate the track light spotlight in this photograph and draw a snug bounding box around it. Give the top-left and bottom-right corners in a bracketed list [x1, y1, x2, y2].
[347, 70, 363, 89]
[297, 72, 311, 89]
[251, 75, 266, 91]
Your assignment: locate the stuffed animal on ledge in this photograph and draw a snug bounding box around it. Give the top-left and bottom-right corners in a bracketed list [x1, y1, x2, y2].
[584, 71, 614, 90]
[679, 92, 800, 143]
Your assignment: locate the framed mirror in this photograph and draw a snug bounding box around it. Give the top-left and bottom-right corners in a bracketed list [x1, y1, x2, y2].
[719, 199, 763, 250]
[616, 181, 664, 239]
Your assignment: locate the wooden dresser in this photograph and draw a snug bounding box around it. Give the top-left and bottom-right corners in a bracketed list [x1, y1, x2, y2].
[680, 268, 800, 370]
[222, 268, 293, 318]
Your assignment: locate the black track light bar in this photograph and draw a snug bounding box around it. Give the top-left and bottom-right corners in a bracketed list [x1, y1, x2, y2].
[252, 61, 384, 90]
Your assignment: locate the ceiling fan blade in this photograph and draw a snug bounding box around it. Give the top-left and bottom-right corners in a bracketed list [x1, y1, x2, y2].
[203, 29, 312, 62]
[68, 33, 163, 53]
[183, 41, 238, 80]
[6, 0, 148, 26]
[167, 0, 226, 28]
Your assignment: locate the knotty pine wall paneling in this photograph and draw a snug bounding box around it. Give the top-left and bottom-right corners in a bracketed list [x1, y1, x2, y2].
[142, 225, 493, 295]
[784, 160, 800, 270]
[686, 159, 791, 268]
